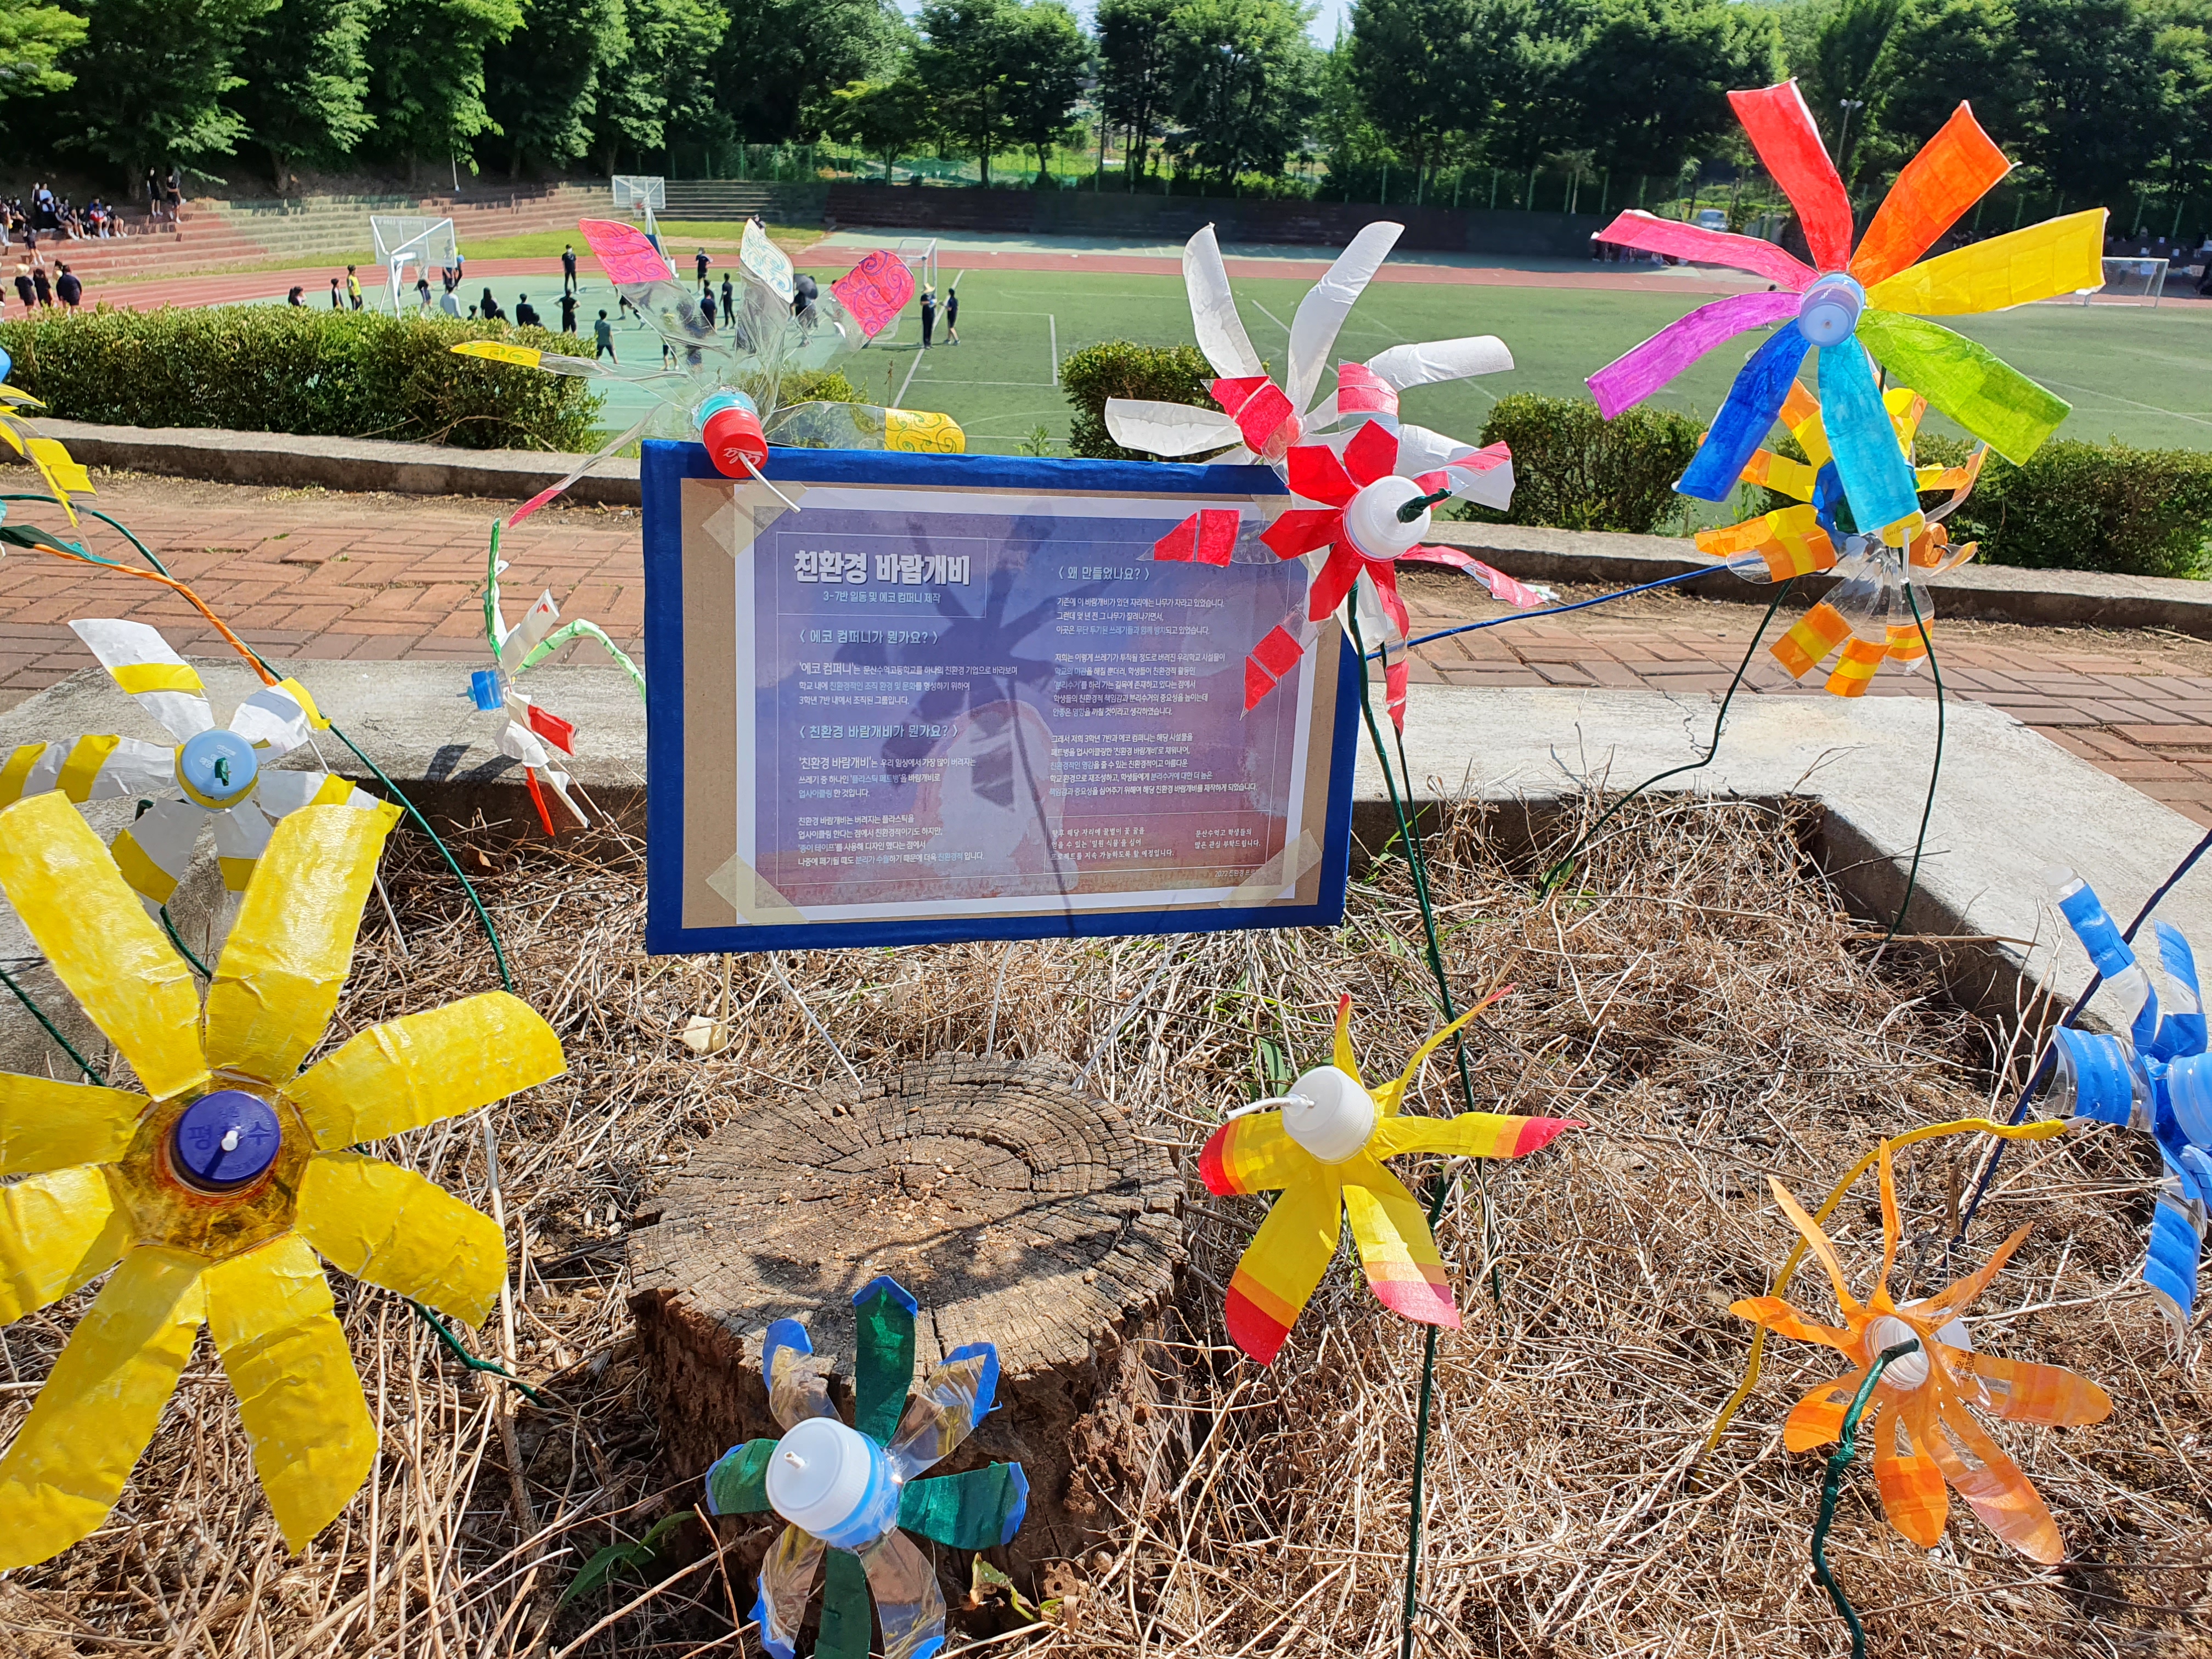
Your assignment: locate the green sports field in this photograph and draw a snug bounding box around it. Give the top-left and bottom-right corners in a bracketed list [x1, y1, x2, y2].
[823, 266, 2212, 458]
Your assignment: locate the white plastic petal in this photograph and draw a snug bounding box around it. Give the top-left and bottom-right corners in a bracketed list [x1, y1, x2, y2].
[1286, 223, 1402, 417]
[86, 738, 181, 800]
[68, 619, 213, 741]
[1103, 399, 1242, 456]
[227, 685, 315, 756]
[859, 1528, 946, 1659]
[1395, 423, 1516, 511]
[1183, 225, 1264, 380]
[1365, 335, 1514, 391]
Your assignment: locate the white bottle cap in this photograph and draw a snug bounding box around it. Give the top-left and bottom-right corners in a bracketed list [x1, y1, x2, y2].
[1280, 1065, 1379, 1164]
[1342, 477, 1429, 563]
[1865, 1302, 1972, 1393]
[765, 1417, 874, 1535]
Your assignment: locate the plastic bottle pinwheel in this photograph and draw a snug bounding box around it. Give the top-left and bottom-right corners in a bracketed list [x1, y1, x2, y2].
[2038, 867, 2212, 1334]
[702, 1277, 1026, 1659]
[1199, 994, 1576, 1364]
[1733, 1143, 2112, 1562]
[467, 530, 644, 837]
[1695, 381, 1986, 696]
[0, 342, 95, 523]
[453, 219, 962, 529]
[0, 618, 379, 906]
[1589, 82, 2101, 548]
[0, 793, 567, 1567]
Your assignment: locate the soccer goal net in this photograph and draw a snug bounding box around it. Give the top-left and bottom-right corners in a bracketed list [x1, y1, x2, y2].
[372, 215, 459, 312]
[2083, 255, 2169, 306]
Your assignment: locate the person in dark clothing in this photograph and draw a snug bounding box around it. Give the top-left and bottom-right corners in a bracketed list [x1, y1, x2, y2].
[792, 271, 818, 320]
[695, 247, 709, 285]
[560, 291, 577, 336]
[330, 276, 342, 309]
[701, 290, 716, 330]
[944, 285, 959, 344]
[416, 275, 431, 309]
[54, 264, 78, 311]
[480, 287, 505, 321]
[14, 263, 33, 311]
[594, 311, 616, 361]
[287, 285, 305, 307]
[31, 262, 52, 308]
[919, 287, 935, 347]
[720, 271, 733, 318]
[561, 242, 578, 295]
[515, 294, 540, 327]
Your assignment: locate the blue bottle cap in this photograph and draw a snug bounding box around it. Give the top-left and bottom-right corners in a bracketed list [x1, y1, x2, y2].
[172, 1090, 282, 1190]
[470, 668, 505, 711]
[175, 728, 259, 808]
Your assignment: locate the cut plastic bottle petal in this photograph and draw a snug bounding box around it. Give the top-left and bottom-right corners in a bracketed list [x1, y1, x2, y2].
[851, 1276, 919, 1446]
[1870, 1394, 1948, 1548]
[1341, 419, 1400, 489]
[1865, 210, 2106, 317]
[1586, 290, 1801, 419]
[1951, 1350, 2113, 1426]
[816, 1547, 874, 1659]
[204, 1232, 375, 1551]
[764, 1317, 837, 1431]
[69, 618, 215, 742]
[750, 1523, 826, 1659]
[1676, 324, 1813, 502]
[1920, 1222, 2033, 1320]
[1850, 104, 2011, 289]
[286, 991, 566, 1150]
[1590, 210, 1818, 290]
[295, 1150, 506, 1325]
[1764, 1177, 1865, 1318]
[1198, 1110, 1310, 1197]
[1728, 81, 1854, 273]
[1183, 225, 1266, 381]
[1858, 311, 2069, 466]
[1339, 1159, 1457, 1329]
[1, 1073, 145, 1175]
[896, 1461, 1029, 1549]
[1102, 399, 1242, 457]
[887, 1342, 998, 1480]
[1369, 1112, 1578, 1160]
[204, 802, 402, 1089]
[1783, 1368, 1867, 1451]
[1927, 1392, 2065, 1561]
[1364, 335, 1516, 391]
[1223, 1167, 1345, 1365]
[703, 1437, 778, 1515]
[0, 1245, 204, 1572]
[1287, 222, 1402, 417]
[0, 792, 207, 1103]
[859, 1526, 947, 1659]
[1727, 1294, 1852, 1350]
[0, 1164, 129, 1322]
[1819, 336, 1924, 539]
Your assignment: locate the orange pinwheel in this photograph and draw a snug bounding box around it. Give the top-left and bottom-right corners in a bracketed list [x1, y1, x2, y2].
[1733, 1144, 2112, 1562]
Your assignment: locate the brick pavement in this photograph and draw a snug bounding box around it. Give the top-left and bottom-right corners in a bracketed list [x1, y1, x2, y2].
[8, 473, 2212, 823]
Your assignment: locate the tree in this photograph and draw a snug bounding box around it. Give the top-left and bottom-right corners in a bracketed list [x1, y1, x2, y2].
[367, 0, 526, 177]
[0, 0, 87, 103]
[590, 0, 722, 171]
[1795, 0, 1903, 180]
[1560, 0, 1780, 180]
[1096, 0, 1178, 179]
[1347, 0, 1484, 178]
[233, 0, 380, 191]
[916, 0, 1020, 184]
[1163, 0, 1316, 182]
[1867, 0, 2027, 167]
[485, 0, 629, 174]
[715, 0, 900, 143]
[1005, 0, 1089, 179]
[47, 0, 274, 172]
[2012, 0, 2170, 205]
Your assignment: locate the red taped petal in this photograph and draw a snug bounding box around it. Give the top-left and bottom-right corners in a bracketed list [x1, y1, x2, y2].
[1261, 507, 1343, 560]
[1729, 81, 1854, 273]
[1344, 419, 1400, 488]
[1287, 443, 1357, 506]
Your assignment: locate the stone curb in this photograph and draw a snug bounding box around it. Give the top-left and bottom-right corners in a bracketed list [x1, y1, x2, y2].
[16, 419, 2210, 635]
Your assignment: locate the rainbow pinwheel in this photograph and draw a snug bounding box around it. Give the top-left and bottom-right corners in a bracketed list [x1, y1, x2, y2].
[1590, 82, 2101, 546]
[1694, 381, 1984, 696]
[1199, 993, 1575, 1364]
[2040, 867, 2212, 1335]
[704, 1278, 1026, 1659]
[0, 618, 379, 904]
[0, 793, 566, 1566]
[467, 528, 644, 836]
[1734, 1144, 2111, 1563]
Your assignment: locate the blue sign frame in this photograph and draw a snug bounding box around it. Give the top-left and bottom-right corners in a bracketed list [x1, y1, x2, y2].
[642, 439, 1359, 955]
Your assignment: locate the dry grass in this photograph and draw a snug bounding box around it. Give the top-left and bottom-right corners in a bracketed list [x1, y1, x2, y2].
[3, 795, 2208, 1658]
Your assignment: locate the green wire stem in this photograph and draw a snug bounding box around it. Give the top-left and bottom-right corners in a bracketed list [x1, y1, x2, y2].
[410, 1296, 545, 1404]
[0, 960, 104, 1083]
[1879, 582, 1944, 947]
[1812, 1339, 1921, 1659]
[159, 903, 211, 978]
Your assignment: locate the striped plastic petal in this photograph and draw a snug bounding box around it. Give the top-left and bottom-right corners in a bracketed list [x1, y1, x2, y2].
[1870, 1392, 1948, 1548]
[1726, 1294, 1852, 1351]
[1384, 653, 1407, 730]
[1866, 210, 2106, 317]
[751, 1523, 826, 1659]
[1212, 376, 1295, 452]
[286, 991, 565, 1149]
[1920, 1222, 2032, 1321]
[69, 618, 213, 741]
[1928, 1392, 2064, 1562]
[1818, 337, 1924, 540]
[1740, 448, 1819, 501]
[1858, 310, 2069, 466]
[2145, 1195, 2202, 1332]
[227, 681, 318, 757]
[1331, 360, 1398, 421]
[896, 1460, 1029, 1550]
[1771, 601, 1853, 680]
[1223, 1167, 1344, 1365]
[110, 798, 210, 909]
[1200, 1109, 1312, 1197]
[1154, 509, 1242, 566]
[1764, 1177, 1864, 1318]
[703, 1437, 777, 1514]
[1340, 1159, 1457, 1329]
[1370, 563, 1410, 640]
[1825, 636, 1888, 697]
[0, 1164, 129, 1321]
[203, 1232, 375, 1550]
[1951, 1350, 2112, 1426]
[0, 793, 207, 1103]
[204, 802, 401, 1088]
[254, 771, 377, 816]
[0, 1245, 204, 1572]
[1, 1073, 144, 1174]
[1591, 209, 1817, 290]
[1306, 545, 1363, 624]
[1850, 105, 2012, 289]
[1783, 1366, 1870, 1451]
[887, 1342, 997, 1479]
[859, 1525, 947, 1659]
[762, 1316, 837, 1431]
[211, 802, 274, 894]
[1369, 1112, 1576, 1160]
[1677, 323, 1813, 502]
[294, 1150, 506, 1325]
[1586, 290, 1800, 420]
[1729, 81, 1854, 273]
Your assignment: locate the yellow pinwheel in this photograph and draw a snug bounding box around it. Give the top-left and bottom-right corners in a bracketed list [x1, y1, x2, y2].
[0, 792, 566, 1567]
[0, 341, 93, 523]
[1199, 992, 1575, 1363]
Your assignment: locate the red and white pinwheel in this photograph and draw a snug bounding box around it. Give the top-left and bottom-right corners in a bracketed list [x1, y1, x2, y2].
[1241, 421, 1539, 727]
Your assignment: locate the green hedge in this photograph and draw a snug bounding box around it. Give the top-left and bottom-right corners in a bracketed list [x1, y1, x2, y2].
[1058, 340, 1221, 461]
[0, 306, 603, 452]
[1918, 436, 2212, 580]
[1463, 394, 1703, 536]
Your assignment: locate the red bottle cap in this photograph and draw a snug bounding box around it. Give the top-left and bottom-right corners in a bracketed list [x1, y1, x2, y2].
[703, 403, 768, 476]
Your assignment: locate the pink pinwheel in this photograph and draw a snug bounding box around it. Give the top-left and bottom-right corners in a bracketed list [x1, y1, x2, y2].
[1588, 82, 2103, 545]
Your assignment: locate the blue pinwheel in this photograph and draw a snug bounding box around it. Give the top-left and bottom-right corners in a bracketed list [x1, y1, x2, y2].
[703, 1277, 1028, 1659]
[2042, 869, 2212, 1334]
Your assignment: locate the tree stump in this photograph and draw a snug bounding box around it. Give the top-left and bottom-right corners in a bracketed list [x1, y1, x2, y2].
[629, 1055, 1185, 1582]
